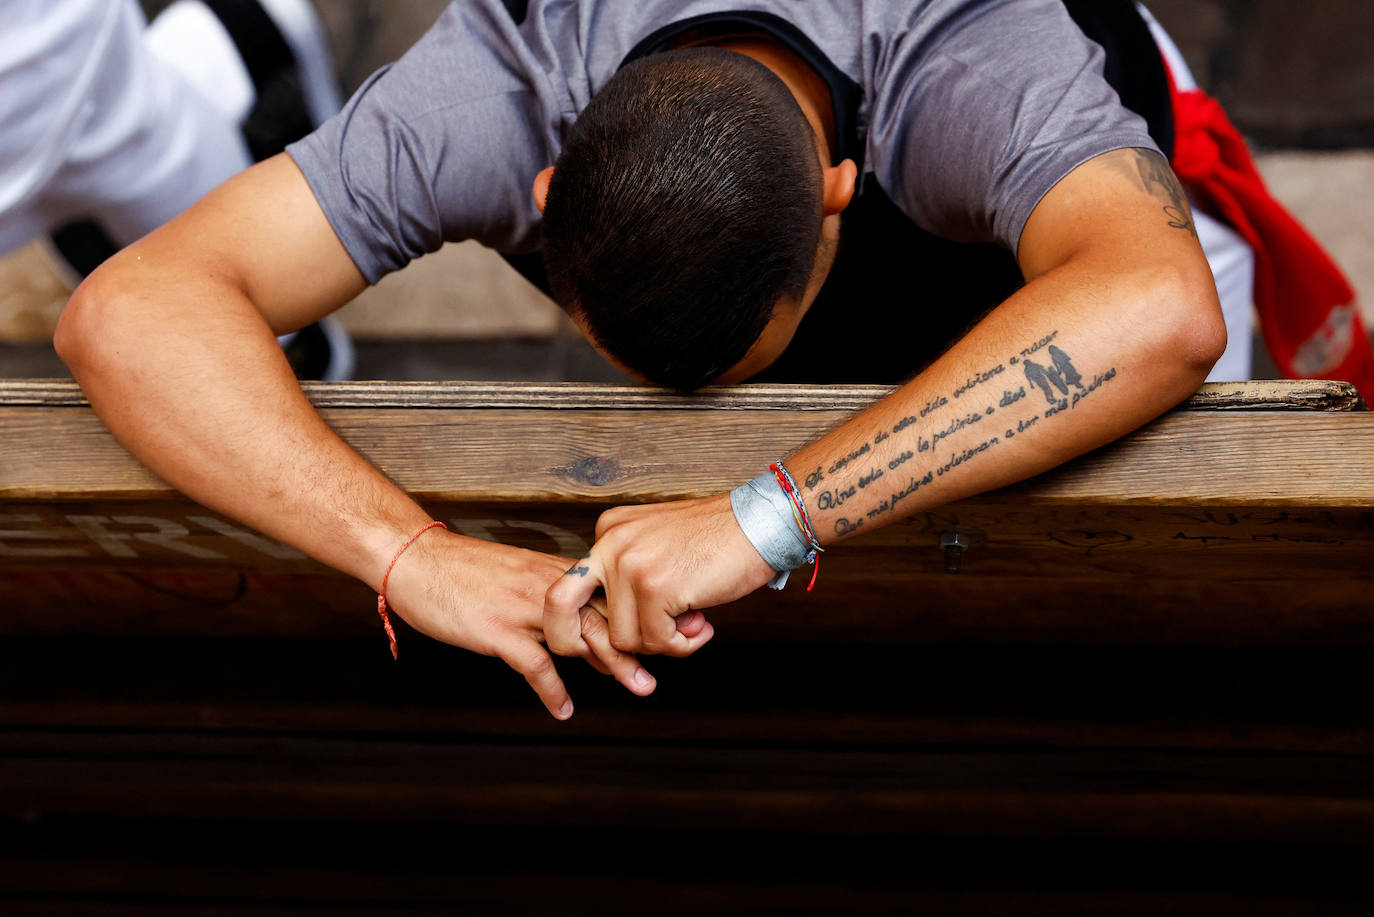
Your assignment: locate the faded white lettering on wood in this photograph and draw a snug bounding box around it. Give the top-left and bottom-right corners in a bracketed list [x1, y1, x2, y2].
[0, 514, 88, 558]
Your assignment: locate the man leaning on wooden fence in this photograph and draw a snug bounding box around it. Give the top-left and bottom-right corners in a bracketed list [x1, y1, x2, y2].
[58, 0, 1356, 718]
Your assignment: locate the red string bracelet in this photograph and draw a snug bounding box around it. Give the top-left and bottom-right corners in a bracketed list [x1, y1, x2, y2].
[376, 520, 447, 659]
[769, 462, 823, 591]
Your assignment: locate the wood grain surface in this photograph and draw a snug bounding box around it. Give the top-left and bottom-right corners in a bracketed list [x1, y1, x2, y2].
[5, 404, 1374, 505]
[4, 378, 1374, 885]
[0, 376, 1364, 410]
[2, 380, 1371, 642]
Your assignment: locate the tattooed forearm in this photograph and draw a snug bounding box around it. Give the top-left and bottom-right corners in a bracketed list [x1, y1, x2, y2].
[800, 329, 1121, 539]
[565, 560, 591, 577]
[1109, 148, 1198, 239]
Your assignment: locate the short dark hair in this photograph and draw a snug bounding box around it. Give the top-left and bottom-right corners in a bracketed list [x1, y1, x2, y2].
[541, 48, 823, 390]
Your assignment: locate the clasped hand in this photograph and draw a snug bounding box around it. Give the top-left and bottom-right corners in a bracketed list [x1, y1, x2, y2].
[384, 496, 772, 721]
[542, 493, 775, 671]
[381, 527, 656, 720]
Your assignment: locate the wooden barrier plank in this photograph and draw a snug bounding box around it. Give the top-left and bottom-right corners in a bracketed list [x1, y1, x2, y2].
[0, 500, 1370, 643]
[4, 730, 1374, 841]
[5, 640, 1374, 755]
[2, 379, 1371, 644]
[2, 377, 1364, 411]
[6, 404, 1374, 505]
[2, 819, 1356, 915]
[5, 636, 1374, 850]
[3, 500, 1370, 573]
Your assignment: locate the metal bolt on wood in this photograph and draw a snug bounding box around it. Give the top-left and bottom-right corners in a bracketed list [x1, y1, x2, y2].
[940, 531, 971, 573]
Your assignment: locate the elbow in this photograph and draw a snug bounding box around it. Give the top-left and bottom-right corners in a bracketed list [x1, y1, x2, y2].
[1174, 271, 1228, 379]
[55, 262, 134, 381]
[1139, 259, 1228, 388]
[54, 273, 100, 374]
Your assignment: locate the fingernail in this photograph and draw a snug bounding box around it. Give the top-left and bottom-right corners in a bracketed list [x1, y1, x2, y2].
[634, 668, 654, 690]
[557, 700, 574, 720]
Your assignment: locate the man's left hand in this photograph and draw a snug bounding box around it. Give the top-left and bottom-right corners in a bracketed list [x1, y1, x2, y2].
[543, 493, 776, 659]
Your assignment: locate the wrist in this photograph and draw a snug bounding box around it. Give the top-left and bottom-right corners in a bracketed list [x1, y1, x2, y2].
[369, 519, 450, 660]
[378, 523, 450, 607]
[729, 463, 822, 589]
[355, 507, 441, 592]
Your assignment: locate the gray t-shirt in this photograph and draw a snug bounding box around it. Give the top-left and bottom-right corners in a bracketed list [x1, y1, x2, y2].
[288, 0, 1157, 285]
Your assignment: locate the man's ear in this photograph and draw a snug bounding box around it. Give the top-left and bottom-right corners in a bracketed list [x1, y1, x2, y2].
[533, 166, 555, 213]
[821, 158, 857, 216]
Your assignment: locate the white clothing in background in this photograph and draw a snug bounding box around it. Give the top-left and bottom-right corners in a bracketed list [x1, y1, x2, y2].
[1140, 3, 1256, 382]
[0, 0, 251, 254]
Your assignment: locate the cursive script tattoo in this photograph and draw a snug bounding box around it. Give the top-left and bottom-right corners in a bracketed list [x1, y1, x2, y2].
[1019, 330, 1058, 358]
[953, 362, 1006, 399]
[827, 443, 871, 475]
[805, 332, 1120, 537]
[937, 436, 1000, 476]
[816, 484, 858, 510]
[834, 517, 866, 537]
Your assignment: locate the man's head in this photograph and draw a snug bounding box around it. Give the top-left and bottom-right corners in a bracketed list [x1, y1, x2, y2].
[537, 47, 853, 390]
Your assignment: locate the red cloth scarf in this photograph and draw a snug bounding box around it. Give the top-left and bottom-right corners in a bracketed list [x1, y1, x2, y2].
[1166, 80, 1374, 400]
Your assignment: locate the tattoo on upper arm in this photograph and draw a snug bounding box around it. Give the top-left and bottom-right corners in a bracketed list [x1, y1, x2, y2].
[1109, 148, 1198, 239]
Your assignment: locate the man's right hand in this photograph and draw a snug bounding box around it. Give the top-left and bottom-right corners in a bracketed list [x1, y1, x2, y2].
[383, 530, 658, 719]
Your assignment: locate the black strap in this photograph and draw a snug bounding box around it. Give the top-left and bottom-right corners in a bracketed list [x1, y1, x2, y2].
[498, 0, 531, 25]
[200, 0, 297, 99]
[1062, 0, 1175, 156]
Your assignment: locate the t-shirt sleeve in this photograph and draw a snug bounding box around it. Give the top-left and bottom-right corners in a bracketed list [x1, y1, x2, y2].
[866, 0, 1160, 254]
[286, 4, 562, 283]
